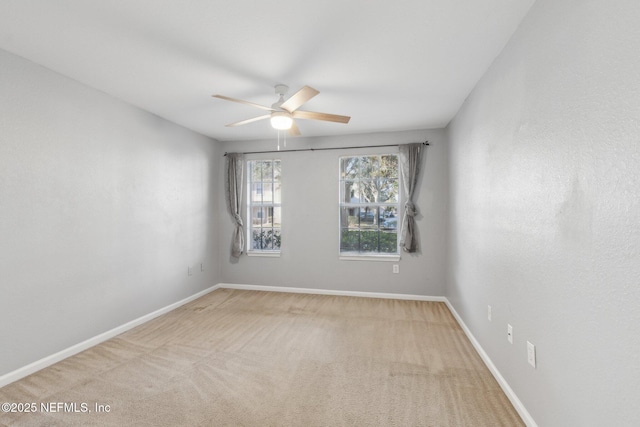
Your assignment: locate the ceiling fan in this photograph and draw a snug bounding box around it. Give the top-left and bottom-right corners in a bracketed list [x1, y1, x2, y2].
[212, 84, 350, 136]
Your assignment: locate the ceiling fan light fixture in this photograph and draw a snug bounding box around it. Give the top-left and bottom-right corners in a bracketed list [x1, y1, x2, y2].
[270, 111, 293, 130]
[214, 85, 350, 136]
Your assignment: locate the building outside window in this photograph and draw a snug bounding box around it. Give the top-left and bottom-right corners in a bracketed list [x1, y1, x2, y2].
[247, 160, 281, 252]
[339, 154, 399, 256]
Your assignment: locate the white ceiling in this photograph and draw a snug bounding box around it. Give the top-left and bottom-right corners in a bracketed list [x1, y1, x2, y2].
[0, 0, 534, 142]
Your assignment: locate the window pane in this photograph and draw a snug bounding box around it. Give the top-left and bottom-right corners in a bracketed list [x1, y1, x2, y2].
[251, 229, 263, 250]
[377, 178, 398, 203]
[340, 207, 360, 229]
[262, 181, 273, 204]
[273, 206, 281, 227]
[380, 155, 398, 177]
[359, 156, 375, 177]
[251, 161, 263, 182]
[271, 228, 281, 250]
[273, 161, 281, 182]
[273, 160, 282, 209]
[340, 157, 360, 180]
[358, 206, 377, 227]
[274, 181, 282, 204]
[250, 183, 263, 203]
[379, 230, 398, 253]
[340, 229, 359, 252]
[263, 207, 273, 226]
[360, 230, 379, 252]
[261, 161, 273, 180]
[340, 181, 360, 204]
[380, 206, 398, 230]
[360, 179, 377, 203]
[251, 206, 264, 226]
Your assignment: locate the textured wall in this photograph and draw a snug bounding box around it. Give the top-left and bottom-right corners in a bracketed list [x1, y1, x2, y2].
[446, 0, 640, 425]
[0, 49, 220, 377]
[218, 129, 448, 297]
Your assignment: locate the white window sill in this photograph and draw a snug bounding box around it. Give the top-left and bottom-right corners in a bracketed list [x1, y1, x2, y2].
[247, 251, 281, 258]
[339, 254, 400, 262]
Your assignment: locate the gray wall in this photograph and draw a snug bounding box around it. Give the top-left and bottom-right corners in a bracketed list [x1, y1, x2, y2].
[218, 129, 448, 296]
[446, 0, 640, 425]
[0, 49, 220, 377]
[7, 0, 640, 422]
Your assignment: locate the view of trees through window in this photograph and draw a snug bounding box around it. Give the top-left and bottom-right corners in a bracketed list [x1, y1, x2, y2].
[248, 160, 281, 251]
[339, 154, 399, 254]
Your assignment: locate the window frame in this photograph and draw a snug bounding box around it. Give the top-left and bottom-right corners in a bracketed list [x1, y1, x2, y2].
[246, 158, 282, 256]
[338, 153, 401, 261]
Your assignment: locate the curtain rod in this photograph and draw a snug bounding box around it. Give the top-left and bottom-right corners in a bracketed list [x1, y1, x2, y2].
[224, 141, 429, 156]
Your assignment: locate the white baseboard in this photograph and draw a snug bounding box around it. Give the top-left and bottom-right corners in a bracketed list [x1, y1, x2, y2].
[0, 284, 221, 388]
[217, 282, 447, 302]
[443, 300, 538, 427]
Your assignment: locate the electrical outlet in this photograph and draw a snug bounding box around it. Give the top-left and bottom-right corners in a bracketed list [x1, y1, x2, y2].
[507, 324, 513, 344]
[527, 341, 536, 368]
[392, 264, 399, 274]
[488, 305, 492, 321]
[200, 263, 204, 272]
[188, 266, 193, 276]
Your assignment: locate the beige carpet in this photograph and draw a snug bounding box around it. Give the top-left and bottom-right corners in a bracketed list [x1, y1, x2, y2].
[0, 289, 524, 426]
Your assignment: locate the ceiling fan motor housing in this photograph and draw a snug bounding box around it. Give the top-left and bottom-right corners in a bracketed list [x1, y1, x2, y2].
[272, 84, 289, 110]
[274, 84, 289, 97]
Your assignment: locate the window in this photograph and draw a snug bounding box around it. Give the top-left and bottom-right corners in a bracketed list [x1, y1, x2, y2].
[248, 160, 281, 252]
[339, 154, 399, 256]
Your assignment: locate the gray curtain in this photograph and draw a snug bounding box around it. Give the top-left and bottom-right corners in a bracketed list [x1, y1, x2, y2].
[225, 153, 245, 257]
[399, 143, 423, 253]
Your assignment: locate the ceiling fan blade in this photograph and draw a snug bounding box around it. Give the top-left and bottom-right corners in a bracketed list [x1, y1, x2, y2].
[212, 94, 275, 112]
[226, 114, 270, 127]
[288, 121, 301, 136]
[293, 110, 351, 124]
[280, 86, 319, 112]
